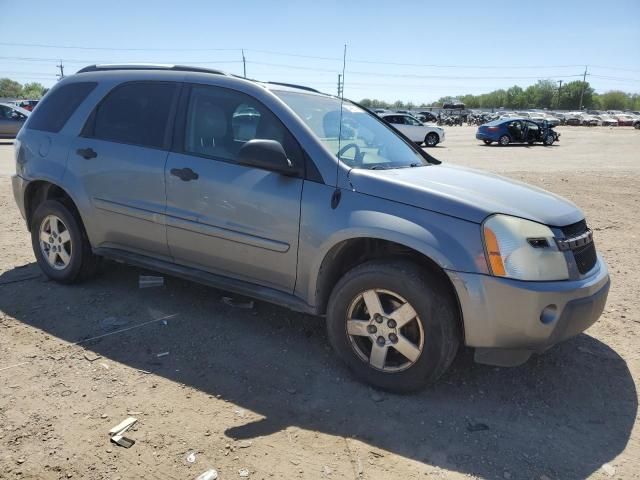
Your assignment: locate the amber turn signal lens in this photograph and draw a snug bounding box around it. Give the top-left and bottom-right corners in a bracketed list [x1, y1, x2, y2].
[483, 226, 506, 276]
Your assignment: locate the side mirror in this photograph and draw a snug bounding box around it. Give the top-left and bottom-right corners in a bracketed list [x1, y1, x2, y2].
[237, 139, 298, 176]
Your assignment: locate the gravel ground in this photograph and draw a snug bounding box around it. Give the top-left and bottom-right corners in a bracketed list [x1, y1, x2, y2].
[0, 127, 638, 480]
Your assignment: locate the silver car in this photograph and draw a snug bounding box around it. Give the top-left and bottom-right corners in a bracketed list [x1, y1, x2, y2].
[0, 103, 30, 138]
[11, 65, 609, 391]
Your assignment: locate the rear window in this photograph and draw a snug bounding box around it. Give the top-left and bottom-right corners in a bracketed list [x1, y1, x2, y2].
[27, 82, 97, 133]
[84, 81, 177, 149]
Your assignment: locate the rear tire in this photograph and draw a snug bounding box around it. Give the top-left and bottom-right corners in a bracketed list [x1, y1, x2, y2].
[30, 199, 99, 284]
[499, 135, 510, 146]
[425, 132, 439, 147]
[326, 259, 460, 392]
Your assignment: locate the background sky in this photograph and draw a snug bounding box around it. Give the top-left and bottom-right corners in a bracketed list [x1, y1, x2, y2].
[1, 0, 639, 103]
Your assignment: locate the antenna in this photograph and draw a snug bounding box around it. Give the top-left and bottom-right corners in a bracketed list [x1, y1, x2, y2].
[242, 49, 247, 78]
[334, 44, 347, 188]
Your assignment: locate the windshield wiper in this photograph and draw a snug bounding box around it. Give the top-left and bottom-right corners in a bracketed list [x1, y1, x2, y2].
[368, 165, 392, 170]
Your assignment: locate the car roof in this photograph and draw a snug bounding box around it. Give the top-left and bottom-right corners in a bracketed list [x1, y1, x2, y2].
[0, 103, 30, 115]
[74, 63, 333, 98]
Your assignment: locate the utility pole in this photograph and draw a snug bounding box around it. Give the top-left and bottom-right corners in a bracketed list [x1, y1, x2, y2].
[557, 80, 563, 108]
[578, 66, 588, 110]
[241, 49, 246, 78]
[337, 74, 342, 96]
[56, 60, 64, 80]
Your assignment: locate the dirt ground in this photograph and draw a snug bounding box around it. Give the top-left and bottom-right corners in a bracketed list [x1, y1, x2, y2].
[0, 126, 638, 480]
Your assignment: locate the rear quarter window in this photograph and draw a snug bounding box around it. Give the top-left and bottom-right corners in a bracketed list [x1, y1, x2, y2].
[27, 82, 97, 133]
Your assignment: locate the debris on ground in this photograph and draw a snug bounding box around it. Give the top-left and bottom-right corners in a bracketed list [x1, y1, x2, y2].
[237, 440, 252, 448]
[194, 469, 218, 480]
[222, 296, 254, 309]
[83, 351, 101, 362]
[601, 463, 616, 476]
[139, 275, 164, 288]
[156, 351, 170, 358]
[369, 388, 384, 403]
[186, 451, 197, 463]
[466, 419, 490, 432]
[99, 316, 129, 330]
[238, 468, 250, 478]
[108, 417, 138, 448]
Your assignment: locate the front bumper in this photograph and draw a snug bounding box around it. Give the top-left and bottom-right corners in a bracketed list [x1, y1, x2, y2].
[475, 132, 492, 141]
[446, 255, 610, 356]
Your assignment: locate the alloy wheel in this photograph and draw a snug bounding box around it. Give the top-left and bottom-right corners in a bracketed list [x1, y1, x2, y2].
[39, 215, 72, 270]
[346, 289, 424, 372]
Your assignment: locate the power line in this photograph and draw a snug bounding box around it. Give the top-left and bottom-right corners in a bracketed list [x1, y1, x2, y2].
[2, 42, 637, 72]
[0, 41, 239, 52]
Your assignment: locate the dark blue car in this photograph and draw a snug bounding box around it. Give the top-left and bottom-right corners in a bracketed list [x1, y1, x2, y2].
[476, 118, 559, 146]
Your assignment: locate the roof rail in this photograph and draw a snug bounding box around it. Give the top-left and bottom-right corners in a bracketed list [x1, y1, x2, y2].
[76, 64, 227, 75]
[265, 81, 321, 93]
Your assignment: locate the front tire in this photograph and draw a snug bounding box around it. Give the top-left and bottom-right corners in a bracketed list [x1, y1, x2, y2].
[425, 132, 439, 147]
[543, 134, 555, 146]
[326, 260, 460, 392]
[31, 199, 99, 283]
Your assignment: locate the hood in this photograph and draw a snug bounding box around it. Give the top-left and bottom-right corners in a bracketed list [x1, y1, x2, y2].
[348, 163, 583, 226]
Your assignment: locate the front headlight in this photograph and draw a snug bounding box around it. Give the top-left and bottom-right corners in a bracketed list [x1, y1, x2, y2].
[482, 214, 568, 281]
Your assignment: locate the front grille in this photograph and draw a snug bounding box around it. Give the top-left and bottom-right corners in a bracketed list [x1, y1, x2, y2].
[559, 220, 597, 274]
[573, 242, 598, 274]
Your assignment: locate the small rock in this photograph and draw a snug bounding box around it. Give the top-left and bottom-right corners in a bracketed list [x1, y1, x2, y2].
[238, 440, 252, 448]
[101, 414, 108, 419]
[285, 387, 297, 395]
[238, 468, 250, 477]
[369, 390, 384, 402]
[466, 420, 490, 432]
[16, 458, 25, 464]
[601, 464, 616, 477]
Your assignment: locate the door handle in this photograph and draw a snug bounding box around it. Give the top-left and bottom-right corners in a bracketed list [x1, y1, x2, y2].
[170, 167, 199, 182]
[76, 147, 97, 160]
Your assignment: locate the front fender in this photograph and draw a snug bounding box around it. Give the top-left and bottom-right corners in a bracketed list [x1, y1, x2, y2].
[295, 182, 488, 307]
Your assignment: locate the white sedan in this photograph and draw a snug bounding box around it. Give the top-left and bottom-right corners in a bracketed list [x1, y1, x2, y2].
[380, 113, 445, 147]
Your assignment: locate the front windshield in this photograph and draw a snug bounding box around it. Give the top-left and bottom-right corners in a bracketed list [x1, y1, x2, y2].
[274, 90, 427, 169]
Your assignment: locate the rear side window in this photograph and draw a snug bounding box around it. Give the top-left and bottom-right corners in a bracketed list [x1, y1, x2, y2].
[27, 82, 97, 133]
[85, 82, 177, 149]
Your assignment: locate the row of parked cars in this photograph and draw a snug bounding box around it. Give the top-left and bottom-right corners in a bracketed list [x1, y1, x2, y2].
[490, 110, 640, 128]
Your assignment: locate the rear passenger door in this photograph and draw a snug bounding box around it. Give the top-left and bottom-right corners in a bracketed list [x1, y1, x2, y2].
[164, 84, 304, 292]
[69, 81, 179, 259]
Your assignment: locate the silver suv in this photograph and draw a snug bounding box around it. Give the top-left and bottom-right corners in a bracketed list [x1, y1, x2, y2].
[12, 65, 610, 391]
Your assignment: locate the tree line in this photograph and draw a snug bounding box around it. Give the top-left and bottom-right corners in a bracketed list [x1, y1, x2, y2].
[359, 80, 640, 111]
[0, 78, 48, 100]
[2, 76, 638, 112]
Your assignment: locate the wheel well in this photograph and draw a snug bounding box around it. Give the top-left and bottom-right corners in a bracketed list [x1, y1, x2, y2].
[24, 181, 79, 230]
[315, 238, 464, 339]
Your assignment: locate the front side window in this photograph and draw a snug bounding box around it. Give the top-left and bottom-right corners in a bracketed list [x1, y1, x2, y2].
[87, 82, 177, 149]
[274, 91, 427, 170]
[184, 85, 301, 164]
[403, 116, 422, 126]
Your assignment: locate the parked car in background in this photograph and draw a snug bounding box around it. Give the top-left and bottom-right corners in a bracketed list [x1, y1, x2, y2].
[380, 113, 445, 146]
[613, 114, 636, 126]
[0, 102, 30, 138]
[633, 118, 640, 129]
[594, 114, 619, 126]
[18, 100, 39, 112]
[417, 111, 438, 123]
[476, 118, 559, 146]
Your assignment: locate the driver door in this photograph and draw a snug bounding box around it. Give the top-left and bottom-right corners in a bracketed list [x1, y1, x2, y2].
[165, 84, 304, 292]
